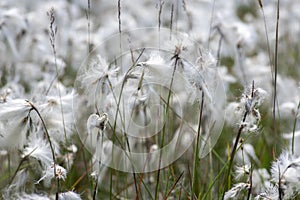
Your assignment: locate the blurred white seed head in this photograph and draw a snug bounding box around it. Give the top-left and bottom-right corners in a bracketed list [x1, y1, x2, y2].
[234, 164, 251, 181]
[8, 192, 50, 200]
[79, 55, 119, 106]
[5, 169, 28, 195]
[226, 85, 267, 132]
[271, 151, 300, 184]
[58, 191, 82, 200]
[251, 168, 271, 195]
[22, 134, 53, 167]
[224, 182, 250, 200]
[270, 151, 300, 199]
[0, 99, 31, 121]
[87, 113, 108, 134]
[149, 144, 159, 152]
[235, 142, 259, 165]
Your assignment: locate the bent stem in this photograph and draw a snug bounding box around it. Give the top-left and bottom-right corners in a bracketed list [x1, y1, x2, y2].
[26, 100, 58, 199]
[9, 147, 37, 185]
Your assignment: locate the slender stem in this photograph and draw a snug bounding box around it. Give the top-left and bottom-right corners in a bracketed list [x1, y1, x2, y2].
[8, 152, 11, 181]
[203, 161, 227, 200]
[273, 0, 280, 135]
[246, 164, 252, 200]
[118, 0, 121, 34]
[110, 170, 113, 200]
[170, 4, 174, 40]
[164, 172, 184, 200]
[216, 34, 223, 67]
[155, 54, 179, 200]
[87, 0, 92, 53]
[9, 147, 37, 185]
[292, 100, 300, 154]
[278, 164, 283, 200]
[46, 7, 70, 170]
[192, 91, 205, 197]
[93, 174, 98, 200]
[111, 51, 145, 198]
[158, 0, 164, 31]
[258, 0, 275, 79]
[207, 0, 216, 49]
[56, 179, 60, 199]
[222, 111, 248, 199]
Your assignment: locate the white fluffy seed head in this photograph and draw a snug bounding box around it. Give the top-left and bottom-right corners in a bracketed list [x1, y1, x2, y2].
[87, 113, 108, 134]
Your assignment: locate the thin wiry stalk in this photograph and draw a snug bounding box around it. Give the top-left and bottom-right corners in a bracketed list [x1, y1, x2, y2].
[158, 0, 164, 31]
[207, 0, 216, 49]
[208, 141, 214, 199]
[111, 50, 145, 199]
[9, 146, 37, 185]
[87, 0, 92, 53]
[155, 52, 180, 200]
[181, 0, 192, 30]
[92, 169, 98, 200]
[164, 168, 171, 196]
[46, 7, 70, 169]
[216, 27, 224, 66]
[118, 0, 123, 74]
[109, 170, 113, 200]
[222, 81, 255, 199]
[93, 131, 103, 200]
[56, 179, 60, 199]
[136, 172, 155, 199]
[73, 130, 93, 191]
[158, 0, 164, 49]
[8, 152, 11, 181]
[273, 0, 280, 135]
[202, 162, 227, 200]
[175, 0, 179, 31]
[69, 160, 93, 189]
[258, 0, 275, 79]
[222, 118, 246, 198]
[192, 91, 205, 197]
[237, 43, 248, 85]
[118, 0, 121, 34]
[112, 173, 153, 199]
[246, 164, 253, 200]
[278, 164, 283, 200]
[124, 72, 146, 199]
[187, 163, 193, 197]
[292, 100, 300, 154]
[170, 4, 174, 40]
[45, 8, 58, 95]
[164, 172, 184, 200]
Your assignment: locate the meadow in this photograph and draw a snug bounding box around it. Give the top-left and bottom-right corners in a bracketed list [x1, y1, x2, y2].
[1, 0, 300, 199]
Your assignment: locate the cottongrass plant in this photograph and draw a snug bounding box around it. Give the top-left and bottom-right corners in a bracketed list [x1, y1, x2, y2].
[2, 0, 300, 199]
[224, 82, 267, 178]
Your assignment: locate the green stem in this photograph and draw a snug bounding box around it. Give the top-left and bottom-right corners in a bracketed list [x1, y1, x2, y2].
[292, 100, 300, 154]
[222, 111, 247, 199]
[192, 91, 205, 197]
[155, 53, 179, 200]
